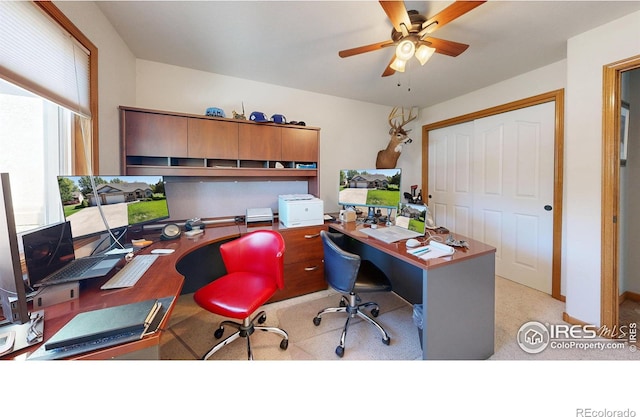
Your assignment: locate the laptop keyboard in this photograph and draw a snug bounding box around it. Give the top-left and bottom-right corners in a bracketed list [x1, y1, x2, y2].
[35, 257, 101, 287]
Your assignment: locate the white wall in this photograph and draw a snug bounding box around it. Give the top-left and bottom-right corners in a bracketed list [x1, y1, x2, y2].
[564, 10, 640, 326]
[134, 60, 419, 214]
[418, 60, 567, 126]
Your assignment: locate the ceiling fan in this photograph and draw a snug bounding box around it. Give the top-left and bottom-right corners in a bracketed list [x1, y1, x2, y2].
[338, 1, 486, 77]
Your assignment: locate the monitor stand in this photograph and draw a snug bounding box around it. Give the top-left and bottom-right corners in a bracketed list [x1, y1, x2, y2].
[364, 207, 377, 224]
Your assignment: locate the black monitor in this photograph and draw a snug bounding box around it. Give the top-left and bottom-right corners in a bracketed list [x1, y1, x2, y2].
[57, 175, 170, 241]
[338, 168, 402, 214]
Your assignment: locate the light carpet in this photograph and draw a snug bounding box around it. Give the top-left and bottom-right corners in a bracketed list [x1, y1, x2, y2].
[160, 276, 639, 360]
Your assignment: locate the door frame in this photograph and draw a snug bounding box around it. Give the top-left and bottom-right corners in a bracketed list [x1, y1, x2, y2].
[421, 89, 565, 300]
[601, 55, 640, 332]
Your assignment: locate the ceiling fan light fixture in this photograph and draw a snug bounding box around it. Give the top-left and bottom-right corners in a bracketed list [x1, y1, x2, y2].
[415, 44, 436, 65]
[395, 39, 415, 61]
[390, 56, 407, 72]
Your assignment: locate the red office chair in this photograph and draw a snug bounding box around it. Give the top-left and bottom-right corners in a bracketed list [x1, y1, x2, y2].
[193, 230, 289, 360]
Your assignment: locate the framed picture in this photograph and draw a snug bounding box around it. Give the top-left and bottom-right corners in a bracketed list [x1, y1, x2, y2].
[621, 101, 630, 166]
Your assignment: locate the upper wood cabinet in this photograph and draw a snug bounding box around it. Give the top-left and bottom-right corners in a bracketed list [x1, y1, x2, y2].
[282, 128, 318, 162]
[188, 118, 238, 159]
[120, 106, 321, 195]
[123, 111, 188, 157]
[238, 123, 281, 161]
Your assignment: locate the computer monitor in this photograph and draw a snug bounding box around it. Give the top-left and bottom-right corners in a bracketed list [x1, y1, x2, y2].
[338, 168, 402, 214]
[57, 175, 169, 240]
[0, 173, 29, 324]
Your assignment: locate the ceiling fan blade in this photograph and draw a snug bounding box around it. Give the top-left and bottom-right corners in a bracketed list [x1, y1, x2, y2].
[422, 1, 486, 34]
[381, 54, 396, 77]
[379, 0, 411, 33]
[422, 37, 470, 57]
[338, 40, 395, 58]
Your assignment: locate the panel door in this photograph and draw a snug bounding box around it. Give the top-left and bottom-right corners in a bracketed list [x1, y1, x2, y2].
[428, 102, 555, 294]
[472, 102, 554, 293]
[428, 121, 475, 237]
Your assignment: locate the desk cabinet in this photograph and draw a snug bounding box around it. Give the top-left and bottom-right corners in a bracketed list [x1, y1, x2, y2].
[271, 224, 328, 302]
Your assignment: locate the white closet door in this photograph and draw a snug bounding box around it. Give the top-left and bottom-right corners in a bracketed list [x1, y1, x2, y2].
[428, 121, 475, 237]
[428, 102, 555, 294]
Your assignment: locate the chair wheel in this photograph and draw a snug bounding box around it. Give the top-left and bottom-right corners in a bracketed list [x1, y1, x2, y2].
[335, 345, 344, 358]
[382, 337, 391, 346]
[339, 299, 347, 307]
[371, 308, 380, 317]
[214, 327, 224, 339]
[280, 339, 289, 350]
[313, 316, 321, 326]
[258, 314, 267, 324]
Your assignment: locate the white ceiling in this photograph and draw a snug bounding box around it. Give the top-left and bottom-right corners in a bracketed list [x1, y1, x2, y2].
[95, 1, 640, 108]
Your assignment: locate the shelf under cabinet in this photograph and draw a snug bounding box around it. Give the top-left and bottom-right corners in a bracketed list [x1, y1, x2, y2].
[125, 164, 318, 178]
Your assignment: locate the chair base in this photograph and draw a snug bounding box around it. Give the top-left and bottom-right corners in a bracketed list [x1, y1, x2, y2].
[202, 310, 289, 360]
[313, 293, 390, 358]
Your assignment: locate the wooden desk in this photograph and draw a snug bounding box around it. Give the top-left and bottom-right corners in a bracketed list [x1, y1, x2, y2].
[5, 224, 241, 360]
[329, 221, 497, 360]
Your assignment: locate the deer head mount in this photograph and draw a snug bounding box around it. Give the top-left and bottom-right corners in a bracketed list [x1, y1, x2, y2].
[375, 106, 418, 169]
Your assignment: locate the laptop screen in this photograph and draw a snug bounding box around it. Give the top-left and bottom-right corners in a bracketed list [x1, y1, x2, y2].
[23, 221, 75, 287]
[396, 203, 428, 234]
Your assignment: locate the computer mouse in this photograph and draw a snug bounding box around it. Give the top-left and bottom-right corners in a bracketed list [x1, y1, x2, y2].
[406, 238, 420, 248]
[151, 248, 175, 254]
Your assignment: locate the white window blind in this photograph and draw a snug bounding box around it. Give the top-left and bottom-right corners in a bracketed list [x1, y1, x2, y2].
[0, 1, 91, 118]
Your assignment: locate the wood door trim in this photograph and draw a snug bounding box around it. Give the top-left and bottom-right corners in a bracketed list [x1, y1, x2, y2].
[421, 89, 564, 300]
[601, 55, 640, 332]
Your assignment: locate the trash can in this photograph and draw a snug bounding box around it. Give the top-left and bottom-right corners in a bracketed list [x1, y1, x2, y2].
[412, 304, 423, 350]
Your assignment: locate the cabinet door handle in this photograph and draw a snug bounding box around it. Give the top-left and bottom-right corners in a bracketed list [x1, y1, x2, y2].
[304, 233, 320, 239]
[304, 265, 319, 271]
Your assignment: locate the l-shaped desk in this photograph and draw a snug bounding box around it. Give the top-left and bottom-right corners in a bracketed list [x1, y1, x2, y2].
[328, 222, 496, 360]
[5, 220, 496, 360]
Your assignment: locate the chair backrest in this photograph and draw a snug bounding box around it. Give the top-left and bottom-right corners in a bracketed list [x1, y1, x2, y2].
[220, 230, 286, 289]
[320, 230, 360, 294]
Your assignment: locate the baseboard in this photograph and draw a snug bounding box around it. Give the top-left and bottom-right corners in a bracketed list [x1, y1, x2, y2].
[619, 291, 640, 304]
[562, 311, 590, 326]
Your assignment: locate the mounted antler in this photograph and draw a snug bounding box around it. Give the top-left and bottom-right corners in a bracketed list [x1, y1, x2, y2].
[376, 107, 418, 169]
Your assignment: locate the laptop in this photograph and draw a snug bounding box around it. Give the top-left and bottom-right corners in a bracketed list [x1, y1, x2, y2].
[23, 221, 122, 288]
[359, 203, 428, 244]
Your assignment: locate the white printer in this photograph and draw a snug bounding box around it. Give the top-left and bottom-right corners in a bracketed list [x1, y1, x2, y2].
[278, 194, 324, 228]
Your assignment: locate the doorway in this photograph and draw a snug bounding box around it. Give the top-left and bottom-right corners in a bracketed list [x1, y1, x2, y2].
[422, 89, 565, 300]
[601, 55, 640, 333]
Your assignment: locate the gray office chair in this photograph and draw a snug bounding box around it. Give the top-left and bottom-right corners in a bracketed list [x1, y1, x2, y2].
[313, 230, 392, 357]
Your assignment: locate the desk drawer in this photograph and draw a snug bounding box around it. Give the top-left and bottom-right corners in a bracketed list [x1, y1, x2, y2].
[270, 260, 327, 303]
[281, 225, 326, 264]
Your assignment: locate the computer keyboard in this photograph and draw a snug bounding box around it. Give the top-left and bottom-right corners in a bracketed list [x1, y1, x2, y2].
[100, 254, 159, 290]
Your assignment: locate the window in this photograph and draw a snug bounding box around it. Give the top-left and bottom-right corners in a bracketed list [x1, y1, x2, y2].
[0, 1, 98, 234]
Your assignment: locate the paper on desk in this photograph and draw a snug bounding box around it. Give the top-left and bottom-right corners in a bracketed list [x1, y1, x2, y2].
[418, 241, 455, 260]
